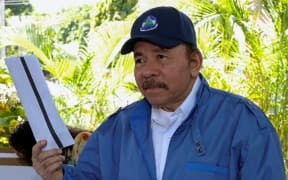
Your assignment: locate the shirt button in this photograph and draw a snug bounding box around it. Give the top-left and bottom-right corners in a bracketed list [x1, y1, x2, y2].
[195, 140, 201, 146]
[196, 146, 203, 153]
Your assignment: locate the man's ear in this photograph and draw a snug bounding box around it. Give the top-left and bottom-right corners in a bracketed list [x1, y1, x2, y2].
[190, 49, 203, 77]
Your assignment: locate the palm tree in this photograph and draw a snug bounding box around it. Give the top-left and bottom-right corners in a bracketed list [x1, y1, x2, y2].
[0, 18, 139, 131]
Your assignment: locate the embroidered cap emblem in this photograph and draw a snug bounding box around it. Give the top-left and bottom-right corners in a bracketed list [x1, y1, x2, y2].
[140, 15, 158, 32]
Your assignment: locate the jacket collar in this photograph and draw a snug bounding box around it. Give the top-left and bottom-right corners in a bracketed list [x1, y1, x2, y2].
[129, 100, 157, 180]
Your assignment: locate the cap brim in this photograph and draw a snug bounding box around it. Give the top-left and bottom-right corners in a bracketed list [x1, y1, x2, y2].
[120, 35, 182, 54]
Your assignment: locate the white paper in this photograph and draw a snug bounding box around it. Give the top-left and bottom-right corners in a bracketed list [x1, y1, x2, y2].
[5, 55, 74, 150]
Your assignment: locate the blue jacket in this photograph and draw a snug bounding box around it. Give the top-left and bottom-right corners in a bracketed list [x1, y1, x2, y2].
[63, 75, 286, 180]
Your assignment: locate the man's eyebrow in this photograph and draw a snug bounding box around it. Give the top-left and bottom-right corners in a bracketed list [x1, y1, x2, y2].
[152, 47, 168, 53]
[133, 52, 142, 57]
[134, 47, 169, 55]
[133, 46, 168, 57]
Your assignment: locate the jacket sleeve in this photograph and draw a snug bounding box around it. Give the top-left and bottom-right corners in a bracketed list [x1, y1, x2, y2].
[62, 131, 102, 180]
[240, 128, 286, 180]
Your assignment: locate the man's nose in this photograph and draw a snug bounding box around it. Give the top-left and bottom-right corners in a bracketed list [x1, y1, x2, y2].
[140, 60, 160, 78]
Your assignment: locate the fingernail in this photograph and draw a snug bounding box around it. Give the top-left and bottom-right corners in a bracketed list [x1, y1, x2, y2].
[40, 140, 45, 145]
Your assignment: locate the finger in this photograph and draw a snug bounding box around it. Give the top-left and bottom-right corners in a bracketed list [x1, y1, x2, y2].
[42, 155, 65, 173]
[37, 154, 64, 178]
[33, 149, 64, 178]
[32, 140, 47, 160]
[40, 154, 64, 167]
[38, 149, 62, 162]
[32, 140, 47, 167]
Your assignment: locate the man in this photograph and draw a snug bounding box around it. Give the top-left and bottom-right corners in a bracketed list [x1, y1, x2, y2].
[32, 6, 286, 180]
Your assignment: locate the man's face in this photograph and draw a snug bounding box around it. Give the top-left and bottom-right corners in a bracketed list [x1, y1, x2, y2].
[133, 41, 201, 111]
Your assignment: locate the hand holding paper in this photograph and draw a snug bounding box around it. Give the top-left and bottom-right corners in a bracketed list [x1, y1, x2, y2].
[5, 55, 74, 150]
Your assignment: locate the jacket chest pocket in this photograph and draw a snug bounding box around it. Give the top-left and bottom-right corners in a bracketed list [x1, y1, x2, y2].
[186, 162, 228, 174]
[185, 162, 229, 180]
[164, 162, 229, 180]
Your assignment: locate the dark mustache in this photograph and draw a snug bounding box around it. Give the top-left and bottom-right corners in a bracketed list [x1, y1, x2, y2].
[142, 78, 168, 90]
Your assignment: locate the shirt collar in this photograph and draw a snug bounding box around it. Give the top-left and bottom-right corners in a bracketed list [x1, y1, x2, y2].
[179, 75, 201, 121]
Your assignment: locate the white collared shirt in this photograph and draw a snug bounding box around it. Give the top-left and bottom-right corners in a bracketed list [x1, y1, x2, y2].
[151, 76, 201, 180]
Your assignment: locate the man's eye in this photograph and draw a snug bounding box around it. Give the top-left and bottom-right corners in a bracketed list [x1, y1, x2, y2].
[135, 58, 143, 64]
[158, 54, 167, 60]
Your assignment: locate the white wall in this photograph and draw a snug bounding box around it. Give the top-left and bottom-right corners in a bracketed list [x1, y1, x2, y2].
[0, 153, 41, 180]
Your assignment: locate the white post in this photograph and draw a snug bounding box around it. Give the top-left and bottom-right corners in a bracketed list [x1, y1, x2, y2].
[0, 0, 5, 58]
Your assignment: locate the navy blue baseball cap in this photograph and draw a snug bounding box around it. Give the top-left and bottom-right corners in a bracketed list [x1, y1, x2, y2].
[120, 6, 197, 54]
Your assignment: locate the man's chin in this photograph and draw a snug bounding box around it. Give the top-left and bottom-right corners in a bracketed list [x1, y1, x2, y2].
[146, 97, 166, 107]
